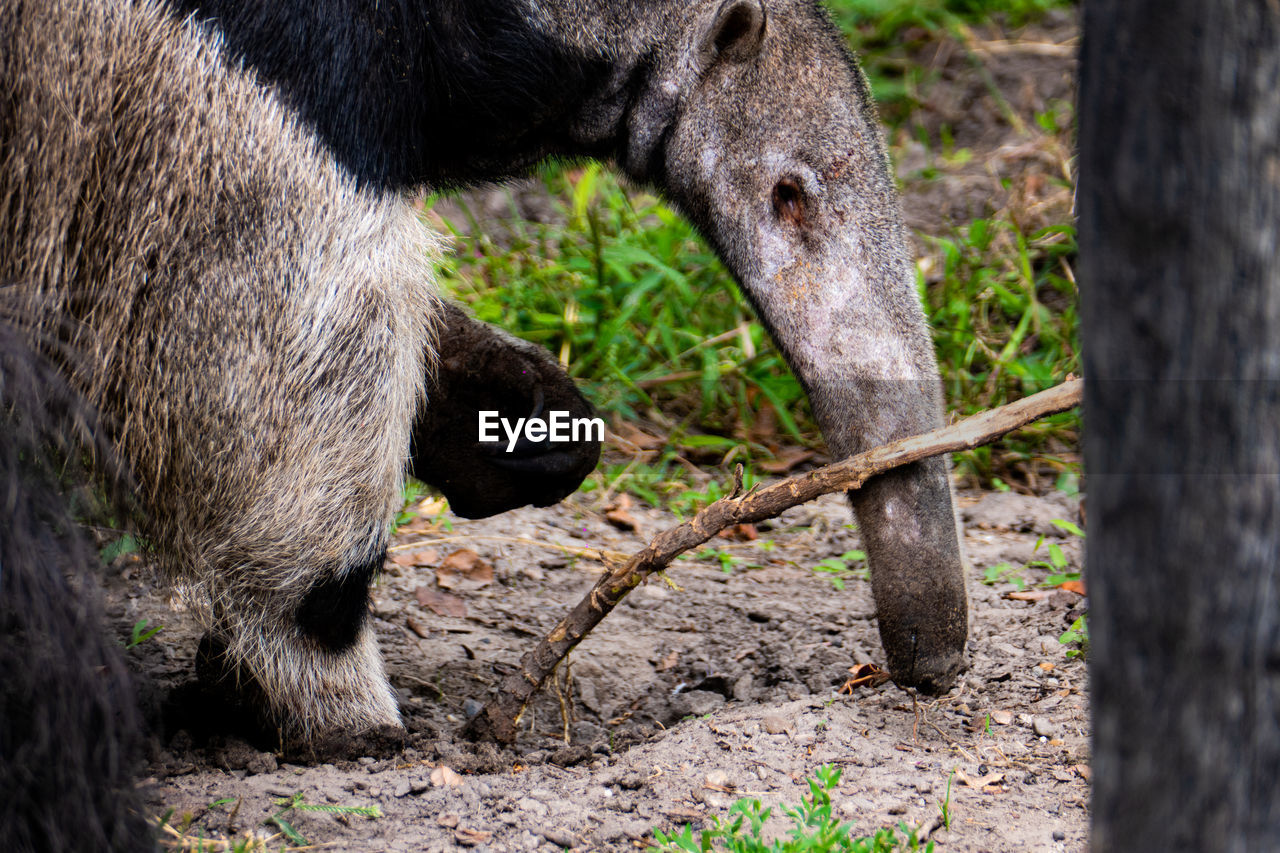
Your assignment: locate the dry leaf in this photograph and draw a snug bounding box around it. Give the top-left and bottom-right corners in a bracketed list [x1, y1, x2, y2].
[431, 765, 464, 788]
[417, 496, 449, 516]
[956, 769, 1006, 789]
[436, 813, 461, 828]
[416, 586, 466, 618]
[406, 616, 431, 639]
[390, 548, 439, 568]
[1072, 764, 1092, 782]
[988, 709, 1014, 726]
[839, 662, 889, 693]
[454, 828, 492, 846]
[1005, 589, 1052, 602]
[1058, 579, 1087, 595]
[654, 650, 680, 672]
[436, 549, 493, 590]
[758, 449, 815, 474]
[663, 806, 705, 821]
[1038, 661, 1056, 672]
[716, 523, 759, 542]
[612, 421, 665, 451]
[604, 494, 639, 531]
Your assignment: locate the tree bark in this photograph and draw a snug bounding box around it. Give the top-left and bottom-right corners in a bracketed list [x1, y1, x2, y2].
[1080, 3, 1280, 848]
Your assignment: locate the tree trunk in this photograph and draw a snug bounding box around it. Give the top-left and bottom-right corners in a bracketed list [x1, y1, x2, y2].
[1079, 2, 1280, 849]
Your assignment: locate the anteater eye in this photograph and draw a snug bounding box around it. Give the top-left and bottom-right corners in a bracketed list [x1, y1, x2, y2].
[771, 177, 805, 226]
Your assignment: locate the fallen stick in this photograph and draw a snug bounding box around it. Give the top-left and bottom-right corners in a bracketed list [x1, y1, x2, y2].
[462, 379, 1083, 744]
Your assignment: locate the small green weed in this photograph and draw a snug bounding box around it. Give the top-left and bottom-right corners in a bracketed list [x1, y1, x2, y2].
[811, 550, 870, 590]
[649, 765, 933, 852]
[977, 518, 1088, 657]
[266, 793, 382, 847]
[691, 547, 744, 573]
[157, 804, 262, 852]
[392, 478, 430, 531]
[979, 562, 1026, 591]
[100, 532, 141, 564]
[125, 618, 162, 649]
[1058, 614, 1088, 659]
[591, 452, 764, 519]
[937, 770, 955, 830]
[980, 517, 1083, 592]
[1044, 519, 1088, 658]
[1028, 518, 1084, 587]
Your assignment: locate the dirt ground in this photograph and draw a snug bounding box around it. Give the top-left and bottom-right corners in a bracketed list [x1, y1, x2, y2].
[111, 12, 1086, 853]
[120, 488, 1087, 852]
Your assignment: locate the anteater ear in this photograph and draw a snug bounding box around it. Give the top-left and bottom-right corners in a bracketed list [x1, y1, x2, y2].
[699, 0, 766, 66]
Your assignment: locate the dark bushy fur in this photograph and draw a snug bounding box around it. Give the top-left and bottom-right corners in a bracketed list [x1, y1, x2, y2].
[0, 315, 150, 851]
[169, 0, 615, 189]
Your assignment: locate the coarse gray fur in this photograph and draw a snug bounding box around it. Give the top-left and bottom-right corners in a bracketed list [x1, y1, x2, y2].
[0, 0, 440, 738]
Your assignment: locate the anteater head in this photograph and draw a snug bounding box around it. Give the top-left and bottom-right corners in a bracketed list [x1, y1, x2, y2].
[605, 0, 968, 692]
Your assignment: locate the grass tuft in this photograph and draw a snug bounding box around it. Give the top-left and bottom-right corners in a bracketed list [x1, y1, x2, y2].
[649, 765, 934, 852]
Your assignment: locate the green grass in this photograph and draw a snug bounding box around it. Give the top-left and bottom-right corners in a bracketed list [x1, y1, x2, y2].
[828, 0, 1076, 113]
[923, 217, 1080, 486]
[649, 765, 933, 853]
[829, 0, 1071, 32]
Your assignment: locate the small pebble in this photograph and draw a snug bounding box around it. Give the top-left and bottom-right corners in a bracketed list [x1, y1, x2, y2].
[538, 828, 577, 848]
[1053, 830, 1066, 841]
[246, 753, 277, 775]
[516, 796, 548, 817]
[762, 714, 790, 735]
[1032, 716, 1059, 738]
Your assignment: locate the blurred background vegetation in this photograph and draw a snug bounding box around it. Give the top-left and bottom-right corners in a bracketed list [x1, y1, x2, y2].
[425, 0, 1079, 512]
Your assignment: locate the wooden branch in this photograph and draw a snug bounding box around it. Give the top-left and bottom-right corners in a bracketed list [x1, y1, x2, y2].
[461, 379, 1083, 743]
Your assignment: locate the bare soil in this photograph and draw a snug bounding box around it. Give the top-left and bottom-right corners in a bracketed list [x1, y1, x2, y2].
[119, 488, 1087, 852]
[112, 14, 1087, 853]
